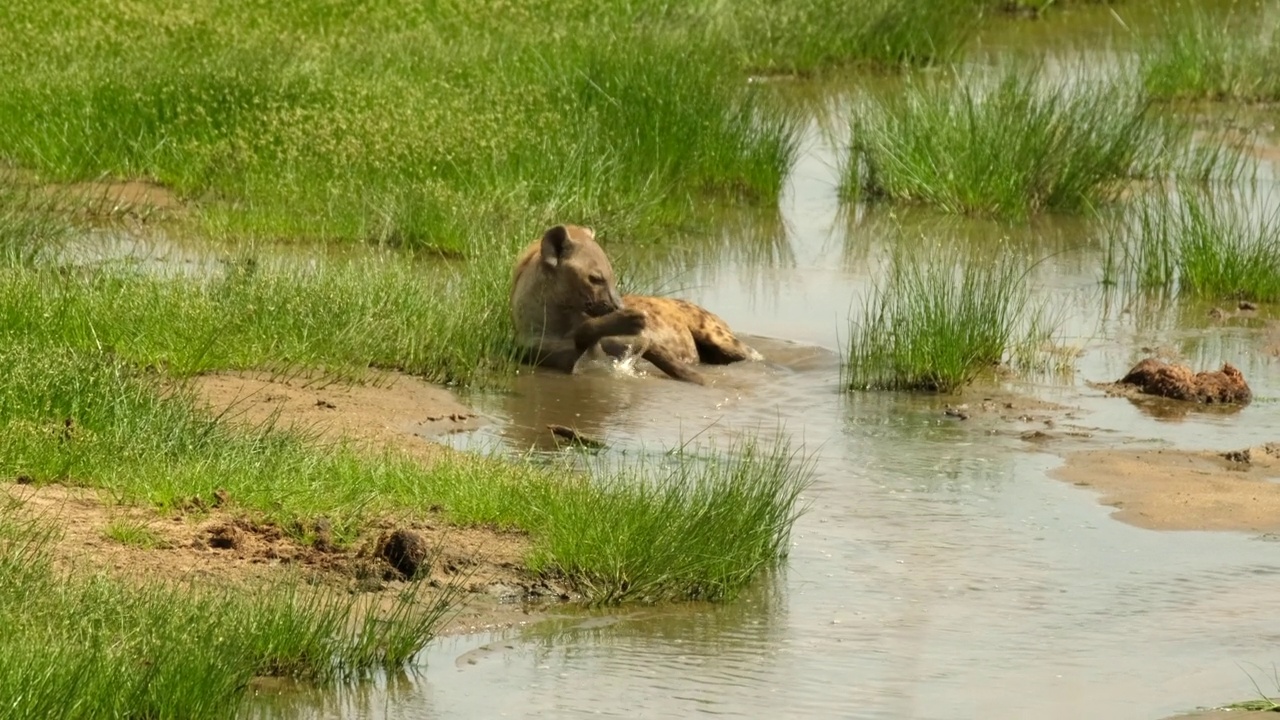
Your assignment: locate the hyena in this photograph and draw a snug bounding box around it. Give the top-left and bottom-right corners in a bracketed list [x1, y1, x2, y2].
[510, 224, 760, 384]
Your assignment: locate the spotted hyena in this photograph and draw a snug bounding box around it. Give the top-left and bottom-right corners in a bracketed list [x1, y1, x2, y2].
[510, 224, 761, 384]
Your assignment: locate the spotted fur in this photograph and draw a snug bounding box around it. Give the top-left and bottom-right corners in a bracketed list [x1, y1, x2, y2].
[511, 225, 761, 384]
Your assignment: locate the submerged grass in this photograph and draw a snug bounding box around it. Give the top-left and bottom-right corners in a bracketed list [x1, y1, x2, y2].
[0, 511, 457, 719]
[841, 66, 1234, 219]
[843, 245, 1050, 392]
[1140, 3, 1280, 103]
[1104, 189, 1280, 302]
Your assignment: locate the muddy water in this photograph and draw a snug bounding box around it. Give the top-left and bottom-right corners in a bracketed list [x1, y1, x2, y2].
[254, 11, 1280, 719]
[251, 128, 1280, 720]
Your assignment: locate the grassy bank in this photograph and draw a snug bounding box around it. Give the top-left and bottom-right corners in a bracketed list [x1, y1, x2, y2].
[1141, 3, 1280, 102]
[843, 246, 1049, 392]
[0, 250, 516, 386]
[1104, 189, 1280, 302]
[0, 327, 809, 603]
[841, 66, 1234, 219]
[0, 511, 455, 719]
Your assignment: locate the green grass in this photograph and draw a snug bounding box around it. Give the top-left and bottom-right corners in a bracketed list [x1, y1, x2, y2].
[727, 0, 985, 74]
[1222, 698, 1280, 712]
[843, 246, 1051, 392]
[0, 244, 516, 386]
[0, 185, 67, 266]
[1104, 189, 1280, 302]
[1218, 664, 1280, 713]
[0, 329, 809, 603]
[1140, 2, 1280, 102]
[523, 441, 810, 604]
[0, 510, 457, 719]
[841, 66, 1232, 219]
[103, 517, 167, 549]
[0, 0, 811, 252]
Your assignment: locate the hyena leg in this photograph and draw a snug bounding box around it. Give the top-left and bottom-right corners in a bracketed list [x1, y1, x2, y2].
[642, 346, 705, 385]
[528, 309, 648, 373]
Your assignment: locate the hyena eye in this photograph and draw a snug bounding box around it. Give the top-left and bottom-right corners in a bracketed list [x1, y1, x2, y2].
[588, 274, 606, 286]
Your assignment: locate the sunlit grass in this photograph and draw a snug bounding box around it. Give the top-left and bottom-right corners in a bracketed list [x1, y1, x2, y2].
[0, 247, 517, 386]
[0, 185, 67, 266]
[730, 0, 984, 74]
[524, 440, 811, 605]
[0, 511, 457, 719]
[102, 517, 167, 549]
[1104, 189, 1280, 302]
[841, 66, 1235, 219]
[1140, 3, 1280, 103]
[843, 246, 1052, 392]
[0, 1, 807, 252]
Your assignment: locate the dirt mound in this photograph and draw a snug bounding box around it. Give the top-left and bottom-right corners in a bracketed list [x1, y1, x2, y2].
[1111, 358, 1252, 405]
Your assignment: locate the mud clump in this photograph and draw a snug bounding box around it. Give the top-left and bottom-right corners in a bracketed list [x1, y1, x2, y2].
[206, 523, 243, 550]
[376, 529, 431, 579]
[1116, 358, 1252, 405]
[1221, 448, 1252, 464]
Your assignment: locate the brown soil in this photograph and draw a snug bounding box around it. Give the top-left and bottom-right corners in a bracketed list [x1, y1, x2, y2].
[55, 179, 183, 214]
[188, 370, 484, 462]
[6, 370, 565, 635]
[1051, 443, 1280, 533]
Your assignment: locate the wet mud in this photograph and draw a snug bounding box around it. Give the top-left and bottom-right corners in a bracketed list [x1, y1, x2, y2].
[1052, 444, 1280, 532]
[190, 370, 485, 457]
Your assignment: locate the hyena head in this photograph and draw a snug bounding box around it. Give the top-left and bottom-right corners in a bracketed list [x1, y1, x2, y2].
[538, 224, 623, 317]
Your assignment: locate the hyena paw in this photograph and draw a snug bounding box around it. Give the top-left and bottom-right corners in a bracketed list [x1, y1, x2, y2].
[611, 308, 647, 336]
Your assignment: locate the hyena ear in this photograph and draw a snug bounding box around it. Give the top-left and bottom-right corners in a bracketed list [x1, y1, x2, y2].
[540, 225, 572, 268]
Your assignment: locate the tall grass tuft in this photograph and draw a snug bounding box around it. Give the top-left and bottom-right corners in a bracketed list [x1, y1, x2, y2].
[844, 246, 1049, 392]
[842, 66, 1219, 219]
[523, 439, 811, 605]
[0, 250, 517, 386]
[0, 185, 67, 266]
[0, 511, 457, 719]
[1105, 189, 1280, 302]
[1140, 3, 1280, 103]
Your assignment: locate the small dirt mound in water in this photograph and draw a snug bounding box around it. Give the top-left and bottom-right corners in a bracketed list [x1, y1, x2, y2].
[1114, 358, 1252, 405]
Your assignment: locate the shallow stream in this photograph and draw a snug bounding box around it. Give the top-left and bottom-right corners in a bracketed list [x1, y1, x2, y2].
[251, 6, 1280, 718]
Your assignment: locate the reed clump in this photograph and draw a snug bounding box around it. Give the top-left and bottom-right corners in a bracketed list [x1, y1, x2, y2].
[841, 67, 1227, 219]
[1105, 189, 1280, 303]
[844, 246, 1050, 392]
[1140, 4, 1280, 103]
